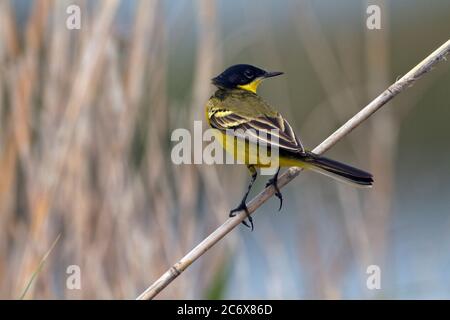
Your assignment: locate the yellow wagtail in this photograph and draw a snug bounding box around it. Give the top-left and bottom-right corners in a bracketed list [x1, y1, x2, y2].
[206, 64, 373, 230]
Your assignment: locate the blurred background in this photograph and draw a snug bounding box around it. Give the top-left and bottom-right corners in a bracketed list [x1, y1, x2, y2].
[0, 0, 450, 299]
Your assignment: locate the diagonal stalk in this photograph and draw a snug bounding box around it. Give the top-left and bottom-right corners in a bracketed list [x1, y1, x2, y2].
[137, 39, 450, 300]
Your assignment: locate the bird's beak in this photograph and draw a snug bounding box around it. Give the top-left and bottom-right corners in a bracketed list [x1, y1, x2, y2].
[263, 71, 284, 78]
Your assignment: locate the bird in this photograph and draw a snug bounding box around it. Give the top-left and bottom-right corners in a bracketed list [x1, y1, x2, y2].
[205, 64, 373, 230]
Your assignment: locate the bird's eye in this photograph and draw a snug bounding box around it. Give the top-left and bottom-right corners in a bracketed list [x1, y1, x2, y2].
[244, 69, 253, 78]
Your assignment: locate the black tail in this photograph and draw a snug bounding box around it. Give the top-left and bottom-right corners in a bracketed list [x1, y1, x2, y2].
[302, 152, 374, 187]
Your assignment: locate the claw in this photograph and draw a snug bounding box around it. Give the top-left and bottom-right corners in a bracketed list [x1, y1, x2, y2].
[265, 168, 283, 211]
[229, 201, 254, 231]
[241, 216, 254, 231]
[275, 190, 283, 211]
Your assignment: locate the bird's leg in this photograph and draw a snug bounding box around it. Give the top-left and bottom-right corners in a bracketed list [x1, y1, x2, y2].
[230, 165, 257, 231]
[265, 167, 283, 211]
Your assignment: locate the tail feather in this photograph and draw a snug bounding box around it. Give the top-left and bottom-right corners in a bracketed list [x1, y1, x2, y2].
[302, 152, 373, 187]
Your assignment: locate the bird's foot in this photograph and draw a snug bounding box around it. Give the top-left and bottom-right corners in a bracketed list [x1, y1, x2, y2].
[229, 201, 254, 231]
[265, 177, 283, 211]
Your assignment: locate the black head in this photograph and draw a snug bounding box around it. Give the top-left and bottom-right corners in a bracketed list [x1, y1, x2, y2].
[211, 64, 283, 93]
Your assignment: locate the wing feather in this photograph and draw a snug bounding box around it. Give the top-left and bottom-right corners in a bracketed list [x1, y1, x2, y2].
[209, 110, 304, 152]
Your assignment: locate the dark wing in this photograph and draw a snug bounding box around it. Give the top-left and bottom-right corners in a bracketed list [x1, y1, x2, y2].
[209, 109, 304, 152]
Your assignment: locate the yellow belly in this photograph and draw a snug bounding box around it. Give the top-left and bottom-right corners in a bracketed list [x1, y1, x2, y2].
[212, 129, 308, 168]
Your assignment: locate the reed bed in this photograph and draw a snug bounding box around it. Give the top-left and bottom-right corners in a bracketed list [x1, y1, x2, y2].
[0, 0, 233, 299]
[1, 0, 449, 299]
